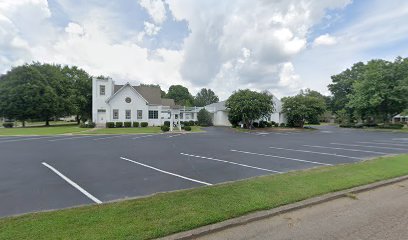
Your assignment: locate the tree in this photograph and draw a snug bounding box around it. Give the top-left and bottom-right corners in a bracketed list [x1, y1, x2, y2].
[62, 66, 92, 124]
[347, 59, 408, 122]
[0, 65, 46, 126]
[194, 88, 219, 107]
[30, 63, 74, 125]
[226, 89, 274, 129]
[166, 85, 194, 106]
[197, 108, 213, 126]
[281, 91, 326, 128]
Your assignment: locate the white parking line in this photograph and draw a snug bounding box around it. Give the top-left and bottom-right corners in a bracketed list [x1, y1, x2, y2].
[268, 146, 362, 160]
[42, 162, 102, 204]
[167, 134, 182, 138]
[357, 141, 408, 147]
[0, 136, 62, 143]
[93, 135, 126, 141]
[120, 157, 212, 186]
[230, 149, 332, 166]
[180, 153, 282, 173]
[133, 134, 156, 139]
[48, 135, 95, 142]
[330, 143, 407, 151]
[303, 145, 387, 154]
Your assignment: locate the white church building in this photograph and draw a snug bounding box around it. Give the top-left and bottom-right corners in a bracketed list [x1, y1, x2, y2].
[92, 77, 285, 127]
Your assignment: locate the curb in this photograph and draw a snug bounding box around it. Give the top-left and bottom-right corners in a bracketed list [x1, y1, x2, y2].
[160, 174, 408, 240]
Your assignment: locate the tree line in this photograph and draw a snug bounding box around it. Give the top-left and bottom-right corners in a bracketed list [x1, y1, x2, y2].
[0, 62, 220, 126]
[328, 57, 408, 124]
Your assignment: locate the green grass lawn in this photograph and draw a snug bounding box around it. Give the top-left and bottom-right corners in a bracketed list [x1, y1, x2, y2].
[1, 154, 407, 240]
[84, 126, 203, 134]
[0, 124, 83, 136]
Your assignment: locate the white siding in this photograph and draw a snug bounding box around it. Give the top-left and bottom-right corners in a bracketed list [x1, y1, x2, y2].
[108, 86, 148, 123]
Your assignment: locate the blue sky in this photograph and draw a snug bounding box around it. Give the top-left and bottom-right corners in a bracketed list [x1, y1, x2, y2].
[1, 0, 407, 99]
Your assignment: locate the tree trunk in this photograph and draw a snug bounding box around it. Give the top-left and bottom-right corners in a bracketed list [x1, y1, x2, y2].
[45, 119, 50, 126]
[22, 121, 25, 128]
[76, 115, 80, 125]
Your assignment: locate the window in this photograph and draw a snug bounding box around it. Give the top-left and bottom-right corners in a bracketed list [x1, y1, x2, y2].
[113, 109, 119, 119]
[137, 110, 143, 119]
[97, 109, 106, 113]
[125, 97, 131, 103]
[125, 110, 131, 119]
[100, 85, 105, 95]
[148, 110, 158, 119]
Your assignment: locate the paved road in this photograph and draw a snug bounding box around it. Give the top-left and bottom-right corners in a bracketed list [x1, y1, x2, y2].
[198, 179, 408, 240]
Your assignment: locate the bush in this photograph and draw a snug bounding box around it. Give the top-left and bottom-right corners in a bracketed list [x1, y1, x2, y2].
[161, 125, 170, 132]
[188, 120, 195, 126]
[280, 123, 286, 127]
[194, 121, 198, 126]
[2, 122, 14, 128]
[271, 121, 276, 125]
[274, 123, 279, 127]
[265, 122, 272, 128]
[364, 122, 378, 127]
[183, 121, 189, 127]
[133, 122, 139, 127]
[106, 122, 115, 128]
[184, 126, 191, 131]
[141, 122, 148, 127]
[252, 122, 259, 128]
[197, 108, 213, 126]
[378, 124, 404, 129]
[353, 123, 364, 128]
[124, 122, 132, 128]
[164, 121, 170, 127]
[115, 122, 123, 128]
[231, 124, 237, 128]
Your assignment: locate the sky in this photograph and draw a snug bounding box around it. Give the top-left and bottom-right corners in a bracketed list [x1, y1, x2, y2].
[1, 0, 408, 100]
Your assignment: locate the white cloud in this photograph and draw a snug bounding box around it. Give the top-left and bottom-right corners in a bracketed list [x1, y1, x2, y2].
[143, 21, 161, 36]
[313, 33, 337, 46]
[139, 0, 167, 24]
[65, 22, 84, 36]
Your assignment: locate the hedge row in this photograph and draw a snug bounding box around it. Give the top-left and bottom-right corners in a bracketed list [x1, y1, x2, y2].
[106, 122, 148, 128]
[340, 123, 404, 129]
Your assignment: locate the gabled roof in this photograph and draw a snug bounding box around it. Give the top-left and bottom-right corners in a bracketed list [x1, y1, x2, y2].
[109, 83, 176, 107]
[106, 83, 148, 104]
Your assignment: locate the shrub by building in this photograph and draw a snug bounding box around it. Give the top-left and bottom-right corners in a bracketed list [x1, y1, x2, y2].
[141, 122, 148, 127]
[115, 122, 123, 128]
[197, 108, 213, 126]
[124, 122, 132, 128]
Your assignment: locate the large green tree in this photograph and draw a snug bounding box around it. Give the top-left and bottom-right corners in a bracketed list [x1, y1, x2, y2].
[346, 59, 408, 122]
[62, 66, 92, 124]
[166, 85, 194, 106]
[226, 89, 274, 129]
[194, 88, 219, 107]
[281, 91, 326, 128]
[0, 65, 45, 126]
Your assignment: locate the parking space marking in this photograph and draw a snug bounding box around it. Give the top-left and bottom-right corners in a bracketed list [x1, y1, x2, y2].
[268, 146, 362, 160]
[230, 149, 332, 166]
[303, 145, 387, 154]
[357, 141, 408, 147]
[120, 157, 212, 186]
[167, 134, 182, 138]
[331, 143, 407, 151]
[93, 135, 127, 141]
[0, 136, 62, 143]
[42, 162, 102, 204]
[48, 135, 95, 142]
[180, 153, 282, 173]
[133, 134, 156, 139]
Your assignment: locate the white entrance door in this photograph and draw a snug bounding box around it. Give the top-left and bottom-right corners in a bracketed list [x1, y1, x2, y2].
[97, 110, 106, 123]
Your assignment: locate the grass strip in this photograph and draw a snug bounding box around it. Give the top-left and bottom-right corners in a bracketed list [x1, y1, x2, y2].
[0, 125, 82, 136]
[1, 154, 408, 239]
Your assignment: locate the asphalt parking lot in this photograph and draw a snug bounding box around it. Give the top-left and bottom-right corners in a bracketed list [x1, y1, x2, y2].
[0, 126, 407, 217]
